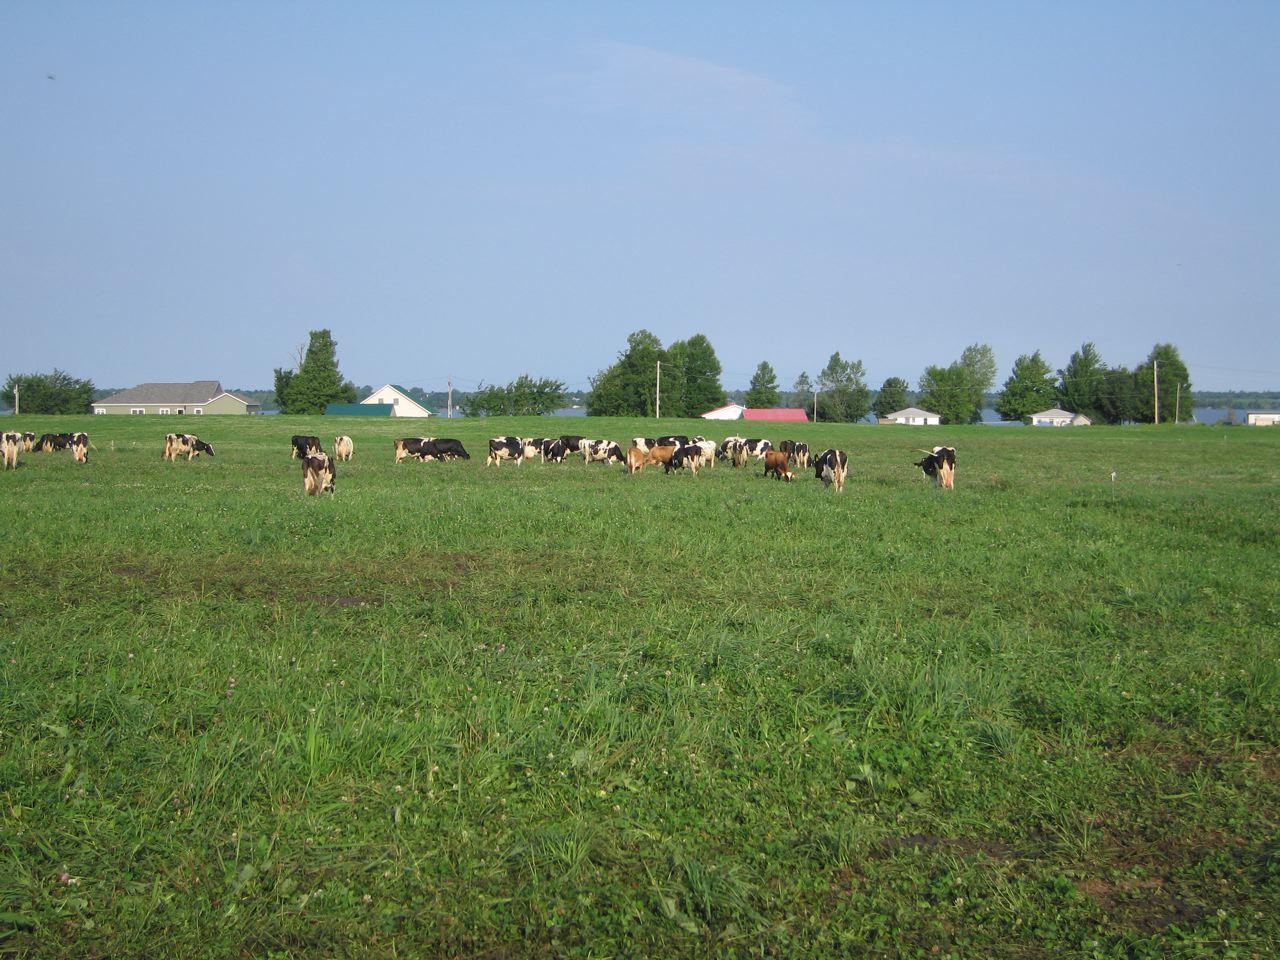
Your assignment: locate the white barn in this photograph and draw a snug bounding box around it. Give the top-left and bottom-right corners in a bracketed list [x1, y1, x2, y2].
[361, 384, 433, 417]
[1246, 411, 1280, 426]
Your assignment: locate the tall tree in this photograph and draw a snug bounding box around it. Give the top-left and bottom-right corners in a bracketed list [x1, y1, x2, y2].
[816, 352, 871, 422]
[918, 364, 975, 425]
[792, 372, 813, 409]
[662, 339, 691, 417]
[1133, 343, 1193, 423]
[744, 361, 781, 408]
[1056, 342, 1105, 420]
[959, 343, 997, 424]
[276, 329, 356, 414]
[677, 333, 727, 415]
[1095, 366, 1137, 424]
[995, 351, 1058, 423]
[588, 330, 664, 417]
[872, 376, 910, 419]
[2, 369, 95, 414]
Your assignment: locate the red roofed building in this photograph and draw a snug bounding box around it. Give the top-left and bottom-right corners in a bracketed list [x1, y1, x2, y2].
[745, 407, 809, 422]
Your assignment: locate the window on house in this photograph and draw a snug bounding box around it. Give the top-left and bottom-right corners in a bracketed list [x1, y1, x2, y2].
[94, 409, 105, 415]
[131, 408, 145, 415]
[159, 408, 170, 415]
[194, 408, 202, 415]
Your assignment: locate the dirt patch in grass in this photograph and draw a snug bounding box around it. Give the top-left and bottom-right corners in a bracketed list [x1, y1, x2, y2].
[872, 833, 1021, 861]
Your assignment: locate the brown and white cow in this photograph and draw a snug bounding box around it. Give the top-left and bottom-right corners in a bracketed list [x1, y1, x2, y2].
[915, 446, 956, 489]
[814, 448, 849, 492]
[334, 435, 354, 461]
[645, 445, 678, 469]
[303, 452, 336, 495]
[763, 449, 794, 482]
[625, 445, 647, 475]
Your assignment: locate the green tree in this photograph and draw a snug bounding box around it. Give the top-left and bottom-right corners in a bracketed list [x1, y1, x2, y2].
[275, 330, 356, 414]
[2, 369, 95, 414]
[1134, 343, 1193, 423]
[677, 334, 727, 415]
[662, 339, 691, 417]
[872, 376, 910, 419]
[1056, 342, 1105, 420]
[959, 343, 997, 424]
[816, 352, 871, 422]
[792, 371, 813, 409]
[466, 375, 566, 416]
[1095, 366, 1137, 424]
[745, 361, 781, 408]
[588, 330, 664, 416]
[918, 364, 974, 425]
[996, 351, 1058, 423]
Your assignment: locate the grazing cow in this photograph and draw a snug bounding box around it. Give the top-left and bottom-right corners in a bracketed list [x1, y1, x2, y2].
[69, 433, 90, 463]
[521, 438, 543, 462]
[540, 438, 568, 463]
[302, 452, 336, 495]
[394, 437, 435, 463]
[744, 439, 772, 460]
[430, 438, 470, 461]
[291, 435, 322, 459]
[625, 445, 647, 474]
[779, 440, 810, 467]
[164, 433, 215, 461]
[582, 439, 625, 465]
[631, 437, 658, 453]
[487, 436, 528, 467]
[2, 431, 20, 470]
[690, 438, 717, 468]
[814, 448, 849, 493]
[666, 444, 705, 475]
[763, 449, 795, 482]
[22, 432, 36, 452]
[645, 445, 678, 468]
[915, 446, 957, 489]
[656, 435, 689, 448]
[35, 433, 70, 452]
[334, 435, 354, 462]
[717, 437, 749, 467]
[559, 435, 586, 454]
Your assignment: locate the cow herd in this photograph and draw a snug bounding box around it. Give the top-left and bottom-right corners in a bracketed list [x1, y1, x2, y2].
[1, 425, 958, 497]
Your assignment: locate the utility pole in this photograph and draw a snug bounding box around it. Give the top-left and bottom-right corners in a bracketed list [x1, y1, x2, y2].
[447, 376, 453, 419]
[655, 361, 661, 419]
[813, 390, 819, 423]
[1175, 382, 1182, 424]
[12, 387, 17, 417]
[1153, 359, 1159, 424]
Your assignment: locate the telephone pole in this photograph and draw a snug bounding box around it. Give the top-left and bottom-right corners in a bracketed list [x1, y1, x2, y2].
[1175, 382, 1182, 424]
[655, 361, 661, 419]
[447, 376, 453, 419]
[813, 390, 819, 423]
[1153, 359, 1159, 424]
[11, 387, 17, 417]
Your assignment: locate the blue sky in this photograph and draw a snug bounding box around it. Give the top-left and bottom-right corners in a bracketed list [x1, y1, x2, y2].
[3, 1, 1277, 394]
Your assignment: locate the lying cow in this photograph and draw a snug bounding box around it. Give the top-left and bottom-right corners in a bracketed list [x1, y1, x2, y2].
[334, 435, 354, 462]
[583, 439, 624, 465]
[302, 452, 336, 495]
[291, 435, 322, 459]
[764, 449, 794, 482]
[814, 448, 849, 493]
[2, 431, 20, 470]
[915, 446, 957, 489]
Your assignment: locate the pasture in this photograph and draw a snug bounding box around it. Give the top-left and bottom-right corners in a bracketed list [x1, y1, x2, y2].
[1, 415, 1277, 958]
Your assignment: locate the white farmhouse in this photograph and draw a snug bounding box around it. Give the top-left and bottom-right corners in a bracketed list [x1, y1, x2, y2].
[1029, 408, 1091, 427]
[879, 407, 941, 426]
[361, 384, 434, 417]
[1246, 411, 1280, 426]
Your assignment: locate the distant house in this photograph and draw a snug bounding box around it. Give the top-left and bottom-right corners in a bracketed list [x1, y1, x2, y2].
[1246, 411, 1280, 426]
[92, 381, 260, 415]
[325, 403, 394, 416]
[361, 384, 433, 417]
[879, 407, 941, 426]
[700, 404, 809, 422]
[1030, 408, 1091, 427]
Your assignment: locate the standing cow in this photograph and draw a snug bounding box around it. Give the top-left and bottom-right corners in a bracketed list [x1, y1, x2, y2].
[1, 431, 20, 470]
[814, 448, 849, 493]
[303, 452, 336, 495]
[915, 446, 957, 489]
[764, 449, 794, 482]
[334, 436, 354, 461]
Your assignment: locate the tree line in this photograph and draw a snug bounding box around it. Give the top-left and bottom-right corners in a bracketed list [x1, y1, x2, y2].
[0, 330, 1206, 424]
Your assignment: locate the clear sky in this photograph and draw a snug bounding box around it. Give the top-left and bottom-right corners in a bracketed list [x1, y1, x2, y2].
[4, 1, 1277, 395]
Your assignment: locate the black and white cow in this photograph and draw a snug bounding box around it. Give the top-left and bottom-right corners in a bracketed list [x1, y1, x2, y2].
[665, 444, 705, 475]
[22, 432, 36, 452]
[164, 433, 214, 461]
[914, 446, 957, 489]
[302, 452, 336, 495]
[431, 438, 470, 461]
[744, 439, 772, 460]
[68, 432, 90, 463]
[559, 435, 587, 454]
[35, 433, 70, 452]
[540, 438, 569, 463]
[813, 448, 849, 493]
[631, 437, 658, 453]
[582, 439, 625, 464]
[291, 435, 322, 459]
[486, 436, 528, 467]
[2, 431, 20, 470]
[656, 435, 689, 448]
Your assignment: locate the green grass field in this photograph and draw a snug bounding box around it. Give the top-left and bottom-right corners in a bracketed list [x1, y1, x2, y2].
[2, 415, 1277, 958]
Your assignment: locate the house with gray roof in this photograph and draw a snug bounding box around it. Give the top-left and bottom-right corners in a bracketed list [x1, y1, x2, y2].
[92, 381, 260, 415]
